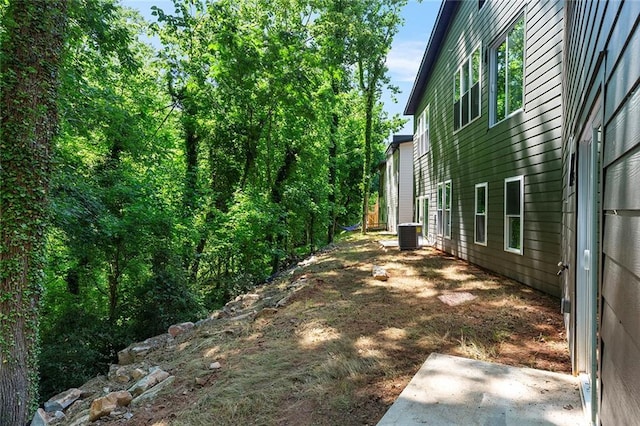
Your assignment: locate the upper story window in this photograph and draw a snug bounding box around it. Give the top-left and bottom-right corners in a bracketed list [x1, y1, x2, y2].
[454, 46, 481, 131]
[416, 105, 430, 157]
[491, 15, 525, 124]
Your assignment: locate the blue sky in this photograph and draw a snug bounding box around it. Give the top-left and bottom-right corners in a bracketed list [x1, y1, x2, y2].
[121, 0, 441, 138]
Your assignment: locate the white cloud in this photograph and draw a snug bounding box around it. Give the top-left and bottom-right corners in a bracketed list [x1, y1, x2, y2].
[386, 40, 427, 82]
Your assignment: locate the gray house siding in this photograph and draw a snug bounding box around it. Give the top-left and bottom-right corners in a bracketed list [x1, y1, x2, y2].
[384, 136, 414, 233]
[562, 1, 640, 424]
[409, 0, 564, 296]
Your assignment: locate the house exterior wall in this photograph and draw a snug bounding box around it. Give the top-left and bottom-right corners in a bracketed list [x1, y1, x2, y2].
[384, 139, 414, 233]
[398, 142, 415, 224]
[409, 0, 564, 296]
[562, 1, 640, 424]
[378, 164, 388, 229]
[385, 151, 398, 233]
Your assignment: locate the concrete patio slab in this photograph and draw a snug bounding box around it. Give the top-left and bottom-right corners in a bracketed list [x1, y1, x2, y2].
[377, 353, 584, 426]
[378, 236, 430, 248]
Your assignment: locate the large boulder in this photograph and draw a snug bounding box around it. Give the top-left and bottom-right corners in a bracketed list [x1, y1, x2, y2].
[117, 334, 170, 365]
[131, 375, 175, 407]
[128, 367, 170, 397]
[30, 408, 49, 426]
[168, 321, 195, 338]
[88, 390, 132, 422]
[43, 388, 82, 412]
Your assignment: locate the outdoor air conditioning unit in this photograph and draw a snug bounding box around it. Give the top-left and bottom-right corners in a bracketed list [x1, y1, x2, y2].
[398, 223, 419, 250]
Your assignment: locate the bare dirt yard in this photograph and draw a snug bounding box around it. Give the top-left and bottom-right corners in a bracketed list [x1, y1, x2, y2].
[95, 233, 570, 426]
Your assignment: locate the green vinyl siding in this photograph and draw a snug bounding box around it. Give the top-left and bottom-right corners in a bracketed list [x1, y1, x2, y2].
[562, 1, 640, 423]
[412, 0, 563, 296]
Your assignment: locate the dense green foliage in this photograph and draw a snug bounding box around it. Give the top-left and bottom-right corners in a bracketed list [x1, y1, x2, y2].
[2, 0, 406, 403]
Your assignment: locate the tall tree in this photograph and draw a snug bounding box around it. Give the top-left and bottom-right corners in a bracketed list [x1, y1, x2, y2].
[0, 0, 67, 422]
[311, 0, 350, 244]
[349, 0, 406, 233]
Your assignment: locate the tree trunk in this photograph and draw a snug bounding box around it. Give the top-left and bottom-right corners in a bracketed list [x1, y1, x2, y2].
[361, 88, 375, 235]
[182, 102, 199, 216]
[270, 148, 297, 274]
[327, 79, 339, 244]
[0, 1, 67, 423]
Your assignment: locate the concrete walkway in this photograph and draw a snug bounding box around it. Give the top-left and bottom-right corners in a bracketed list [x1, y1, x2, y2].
[377, 353, 584, 426]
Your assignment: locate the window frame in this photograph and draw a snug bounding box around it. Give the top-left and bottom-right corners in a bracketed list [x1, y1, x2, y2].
[436, 183, 444, 236]
[414, 196, 429, 238]
[474, 182, 488, 246]
[415, 105, 430, 157]
[504, 175, 524, 255]
[490, 14, 526, 126]
[453, 45, 482, 132]
[444, 180, 452, 239]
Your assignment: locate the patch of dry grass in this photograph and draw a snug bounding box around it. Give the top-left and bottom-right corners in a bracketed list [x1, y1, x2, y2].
[104, 233, 570, 426]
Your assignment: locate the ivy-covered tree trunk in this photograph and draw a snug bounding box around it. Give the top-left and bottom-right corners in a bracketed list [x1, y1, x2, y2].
[0, 1, 66, 423]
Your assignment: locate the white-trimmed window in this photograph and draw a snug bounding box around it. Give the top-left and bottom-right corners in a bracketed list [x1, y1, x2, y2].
[475, 182, 488, 245]
[454, 46, 481, 131]
[444, 180, 452, 238]
[504, 176, 524, 254]
[437, 183, 443, 235]
[491, 15, 525, 124]
[415, 106, 430, 157]
[415, 196, 429, 237]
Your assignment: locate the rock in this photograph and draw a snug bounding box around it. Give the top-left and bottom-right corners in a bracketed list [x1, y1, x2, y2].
[49, 411, 65, 425]
[44, 388, 83, 412]
[131, 376, 175, 407]
[89, 390, 132, 422]
[254, 307, 278, 320]
[131, 368, 146, 380]
[229, 310, 256, 321]
[276, 295, 290, 307]
[288, 277, 308, 289]
[118, 335, 169, 365]
[168, 321, 195, 337]
[372, 265, 389, 281]
[209, 362, 222, 370]
[31, 408, 49, 426]
[65, 400, 84, 418]
[66, 412, 90, 426]
[242, 293, 260, 301]
[195, 376, 207, 386]
[298, 255, 317, 267]
[209, 310, 224, 319]
[195, 317, 215, 328]
[110, 366, 131, 383]
[89, 397, 116, 422]
[117, 348, 134, 365]
[130, 344, 152, 358]
[128, 367, 170, 397]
